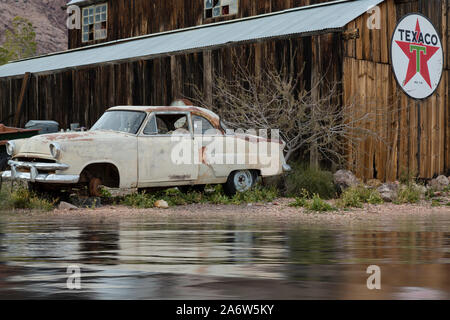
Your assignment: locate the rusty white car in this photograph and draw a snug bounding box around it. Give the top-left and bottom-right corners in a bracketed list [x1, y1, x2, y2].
[2, 104, 290, 197]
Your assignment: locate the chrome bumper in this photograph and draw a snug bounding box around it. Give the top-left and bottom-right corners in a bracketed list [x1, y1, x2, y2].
[1, 160, 79, 184]
[282, 164, 292, 172]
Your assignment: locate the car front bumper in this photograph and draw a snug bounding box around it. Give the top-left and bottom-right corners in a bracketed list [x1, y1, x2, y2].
[1, 160, 79, 184]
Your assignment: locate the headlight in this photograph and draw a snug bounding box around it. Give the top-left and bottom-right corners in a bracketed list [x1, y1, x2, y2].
[49, 143, 62, 159]
[6, 141, 16, 156]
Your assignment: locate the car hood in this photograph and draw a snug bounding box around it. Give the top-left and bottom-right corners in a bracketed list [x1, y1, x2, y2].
[17, 130, 134, 155]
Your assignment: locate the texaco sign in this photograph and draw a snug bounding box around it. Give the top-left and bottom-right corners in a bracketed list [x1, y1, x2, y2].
[391, 14, 444, 100]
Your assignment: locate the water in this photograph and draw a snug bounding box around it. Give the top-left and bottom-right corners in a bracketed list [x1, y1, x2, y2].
[0, 213, 449, 299]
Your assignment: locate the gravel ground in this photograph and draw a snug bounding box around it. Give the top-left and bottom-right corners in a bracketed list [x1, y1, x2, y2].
[5, 198, 448, 225]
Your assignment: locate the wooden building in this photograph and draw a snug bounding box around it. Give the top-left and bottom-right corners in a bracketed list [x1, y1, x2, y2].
[0, 0, 448, 181]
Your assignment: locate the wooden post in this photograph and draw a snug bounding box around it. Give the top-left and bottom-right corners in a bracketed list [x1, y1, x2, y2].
[203, 50, 213, 106]
[13, 72, 31, 127]
[310, 36, 320, 170]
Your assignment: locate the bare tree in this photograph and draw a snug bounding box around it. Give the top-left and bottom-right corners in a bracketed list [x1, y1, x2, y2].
[190, 50, 395, 167]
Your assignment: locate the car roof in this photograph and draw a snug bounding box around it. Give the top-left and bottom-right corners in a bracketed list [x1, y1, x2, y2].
[107, 105, 221, 127]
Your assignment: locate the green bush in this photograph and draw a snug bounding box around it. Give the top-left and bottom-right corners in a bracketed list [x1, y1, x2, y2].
[337, 186, 384, 208]
[399, 169, 417, 186]
[0, 186, 55, 211]
[289, 192, 336, 212]
[425, 187, 437, 200]
[121, 192, 157, 208]
[120, 185, 278, 208]
[286, 164, 337, 199]
[431, 199, 441, 207]
[396, 184, 421, 204]
[308, 194, 336, 212]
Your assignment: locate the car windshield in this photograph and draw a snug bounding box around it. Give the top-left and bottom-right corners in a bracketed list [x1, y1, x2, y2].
[91, 111, 146, 134]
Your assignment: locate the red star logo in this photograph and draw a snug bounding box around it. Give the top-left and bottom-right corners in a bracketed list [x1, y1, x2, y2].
[395, 19, 440, 88]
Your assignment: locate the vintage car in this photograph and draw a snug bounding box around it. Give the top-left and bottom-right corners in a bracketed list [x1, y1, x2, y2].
[1, 104, 290, 197]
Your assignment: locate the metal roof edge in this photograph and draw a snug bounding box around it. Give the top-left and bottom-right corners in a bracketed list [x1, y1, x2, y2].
[9, 0, 363, 65]
[1, 28, 344, 79]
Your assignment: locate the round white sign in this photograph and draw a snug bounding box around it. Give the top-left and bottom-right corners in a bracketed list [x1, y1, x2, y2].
[391, 14, 444, 100]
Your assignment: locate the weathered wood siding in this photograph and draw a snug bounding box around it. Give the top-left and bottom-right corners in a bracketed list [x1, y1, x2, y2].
[343, 0, 449, 181]
[68, 0, 331, 49]
[0, 33, 341, 130]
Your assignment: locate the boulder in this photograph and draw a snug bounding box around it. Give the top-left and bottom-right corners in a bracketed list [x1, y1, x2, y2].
[154, 200, 169, 209]
[429, 175, 449, 191]
[377, 183, 399, 202]
[58, 201, 78, 210]
[333, 170, 359, 191]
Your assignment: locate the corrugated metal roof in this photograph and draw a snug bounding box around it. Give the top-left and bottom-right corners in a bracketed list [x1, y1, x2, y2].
[67, 0, 92, 6]
[0, 0, 384, 78]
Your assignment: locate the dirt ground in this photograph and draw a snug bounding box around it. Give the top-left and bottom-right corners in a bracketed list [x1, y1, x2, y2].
[7, 198, 448, 225]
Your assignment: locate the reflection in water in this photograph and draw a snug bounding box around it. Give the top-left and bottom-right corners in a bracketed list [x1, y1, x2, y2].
[78, 222, 120, 265]
[0, 215, 448, 299]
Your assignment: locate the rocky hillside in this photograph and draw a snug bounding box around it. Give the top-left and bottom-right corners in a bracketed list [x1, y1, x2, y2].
[0, 0, 68, 55]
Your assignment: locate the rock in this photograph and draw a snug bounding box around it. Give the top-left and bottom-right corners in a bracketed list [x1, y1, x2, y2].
[377, 183, 399, 202]
[334, 170, 360, 191]
[154, 200, 169, 209]
[58, 201, 78, 210]
[429, 175, 449, 191]
[366, 179, 382, 188]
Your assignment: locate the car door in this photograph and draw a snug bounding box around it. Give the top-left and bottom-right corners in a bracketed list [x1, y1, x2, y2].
[192, 114, 228, 182]
[137, 112, 198, 186]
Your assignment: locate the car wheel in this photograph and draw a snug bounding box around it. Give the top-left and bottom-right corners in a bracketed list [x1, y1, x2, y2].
[223, 170, 256, 196]
[89, 177, 103, 197]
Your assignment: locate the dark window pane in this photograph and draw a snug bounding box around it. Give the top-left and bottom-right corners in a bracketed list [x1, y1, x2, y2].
[222, 5, 229, 15]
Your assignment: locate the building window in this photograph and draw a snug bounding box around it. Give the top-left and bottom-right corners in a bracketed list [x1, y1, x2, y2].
[205, 0, 238, 19]
[82, 3, 107, 43]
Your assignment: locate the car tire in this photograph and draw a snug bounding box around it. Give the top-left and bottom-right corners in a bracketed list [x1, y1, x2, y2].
[223, 170, 257, 196]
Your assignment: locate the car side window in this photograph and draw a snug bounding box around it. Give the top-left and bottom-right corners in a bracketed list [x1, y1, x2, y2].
[156, 117, 170, 134]
[192, 115, 219, 135]
[143, 115, 158, 135]
[147, 113, 190, 135]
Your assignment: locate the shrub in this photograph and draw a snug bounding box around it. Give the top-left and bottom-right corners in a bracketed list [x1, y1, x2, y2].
[425, 187, 437, 200]
[231, 186, 278, 204]
[337, 186, 383, 208]
[121, 192, 157, 208]
[286, 163, 337, 199]
[431, 199, 441, 207]
[0, 186, 55, 211]
[99, 187, 113, 199]
[399, 169, 417, 186]
[120, 185, 278, 208]
[289, 192, 336, 212]
[308, 194, 336, 212]
[396, 184, 421, 204]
